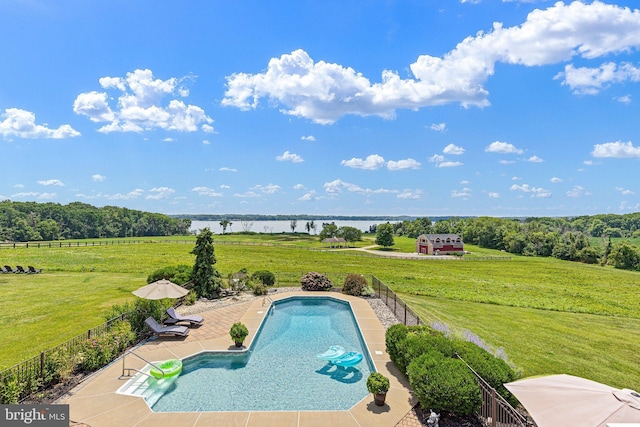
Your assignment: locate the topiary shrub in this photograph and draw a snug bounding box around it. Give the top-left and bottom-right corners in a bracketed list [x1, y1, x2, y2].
[407, 354, 481, 415]
[252, 270, 276, 287]
[301, 272, 333, 291]
[396, 330, 454, 373]
[342, 274, 368, 296]
[385, 323, 408, 368]
[453, 340, 519, 404]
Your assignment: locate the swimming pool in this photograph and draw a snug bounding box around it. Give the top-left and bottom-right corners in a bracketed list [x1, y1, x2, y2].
[121, 296, 375, 411]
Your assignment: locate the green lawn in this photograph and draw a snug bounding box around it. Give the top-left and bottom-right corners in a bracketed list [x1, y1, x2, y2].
[1, 236, 639, 391]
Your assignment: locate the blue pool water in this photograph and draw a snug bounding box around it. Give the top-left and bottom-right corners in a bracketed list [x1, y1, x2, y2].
[140, 297, 375, 412]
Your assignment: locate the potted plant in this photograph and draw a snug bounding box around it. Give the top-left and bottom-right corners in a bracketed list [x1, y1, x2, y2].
[366, 372, 390, 406]
[229, 322, 249, 347]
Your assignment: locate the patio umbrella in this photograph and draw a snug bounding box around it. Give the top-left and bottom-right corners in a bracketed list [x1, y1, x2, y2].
[131, 279, 189, 300]
[505, 374, 640, 427]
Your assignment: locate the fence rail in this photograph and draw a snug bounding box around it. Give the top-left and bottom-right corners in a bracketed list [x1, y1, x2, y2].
[371, 275, 527, 427]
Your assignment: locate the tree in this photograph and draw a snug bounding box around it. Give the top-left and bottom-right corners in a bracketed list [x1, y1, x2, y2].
[290, 219, 297, 233]
[376, 223, 395, 248]
[318, 222, 338, 239]
[241, 220, 253, 232]
[338, 226, 362, 245]
[608, 241, 640, 271]
[305, 221, 311, 234]
[219, 219, 231, 234]
[191, 228, 222, 298]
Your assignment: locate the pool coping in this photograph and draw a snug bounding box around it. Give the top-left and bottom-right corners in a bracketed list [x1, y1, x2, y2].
[61, 292, 416, 427]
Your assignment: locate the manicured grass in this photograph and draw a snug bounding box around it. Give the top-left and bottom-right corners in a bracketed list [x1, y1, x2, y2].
[1, 236, 639, 392]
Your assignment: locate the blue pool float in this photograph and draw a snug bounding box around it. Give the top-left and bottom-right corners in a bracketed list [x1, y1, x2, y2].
[331, 351, 363, 367]
[316, 345, 346, 361]
[150, 359, 182, 379]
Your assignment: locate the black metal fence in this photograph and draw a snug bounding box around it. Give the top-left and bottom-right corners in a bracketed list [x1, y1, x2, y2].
[371, 275, 528, 427]
[0, 313, 131, 403]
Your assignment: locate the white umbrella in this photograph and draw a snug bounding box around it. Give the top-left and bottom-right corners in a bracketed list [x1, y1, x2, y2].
[505, 374, 640, 427]
[131, 279, 189, 300]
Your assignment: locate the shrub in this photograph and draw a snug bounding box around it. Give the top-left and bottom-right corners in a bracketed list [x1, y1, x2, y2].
[396, 331, 453, 374]
[453, 340, 518, 404]
[230, 322, 249, 344]
[385, 324, 408, 367]
[43, 348, 77, 385]
[128, 298, 173, 336]
[1, 376, 23, 404]
[79, 321, 135, 371]
[361, 285, 375, 297]
[366, 372, 390, 394]
[342, 274, 368, 296]
[407, 355, 481, 415]
[252, 283, 269, 296]
[252, 270, 276, 287]
[147, 264, 192, 285]
[184, 290, 197, 305]
[301, 272, 333, 291]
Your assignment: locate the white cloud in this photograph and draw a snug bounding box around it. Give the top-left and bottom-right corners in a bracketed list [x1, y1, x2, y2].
[499, 160, 516, 165]
[11, 192, 39, 198]
[0, 108, 80, 139]
[234, 191, 261, 198]
[92, 174, 106, 182]
[556, 62, 640, 95]
[387, 158, 421, 170]
[397, 189, 422, 200]
[615, 95, 632, 104]
[510, 183, 551, 198]
[163, 137, 176, 142]
[616, 187, 635, 195]
[429, 154, 445, 163]
[583, 160, 595, 165]
[443, 143, 465, 155]
[341, 154, 386, 170]
[298, 190, 320, 201]
[192, 186, 223, 197]
[550, 177, 562, 183]
[566, 185, 590, 198]
[512, 176, 521, 180]
[293, 184, 305, 190]
[452, 188, 472, 198]
[223, 2, 640, 123]
[527, 155, 543, 163]
[146, 187, 175, 199]
[438, 161, 463, 168]
[219, 167, 238, 172]
[301, 135, 316, 141]
[430, 123, 446, 132]
[485, 141, 523, 154]
[109, 189, 144, 200]
[37, 179, 64, 186]
[592, 141, 640, 158]
[202, 139, 211, 145]
[488, 192, 500, 198]
[460, 180, 470, 185]
[219, 184, 230, 189]
[38, 192, 57, 200]
[323, 179, 395, 195]
[252, 184, 281, 194]
[74, 69, 214, 133]
[276, 150, 304, 163]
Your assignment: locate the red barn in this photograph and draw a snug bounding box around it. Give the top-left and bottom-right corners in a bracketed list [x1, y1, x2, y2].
[416, 234, 464, 255]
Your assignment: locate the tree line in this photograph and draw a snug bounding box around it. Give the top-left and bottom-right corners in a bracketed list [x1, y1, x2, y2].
[382, 214, 640, 271]
[0, 201, 191, 242]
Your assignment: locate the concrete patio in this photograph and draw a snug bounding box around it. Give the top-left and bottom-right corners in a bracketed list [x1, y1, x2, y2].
[62, 292, 417, 427]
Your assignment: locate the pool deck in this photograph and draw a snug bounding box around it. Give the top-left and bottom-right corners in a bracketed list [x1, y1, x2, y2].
[62, 292, 417, 427]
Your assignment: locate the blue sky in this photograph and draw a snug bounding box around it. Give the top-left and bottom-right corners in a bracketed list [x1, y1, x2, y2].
[2, 0, 640, 217]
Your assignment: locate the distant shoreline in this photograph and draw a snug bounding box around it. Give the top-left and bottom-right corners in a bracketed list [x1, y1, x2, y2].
[171, 214, 468, 222]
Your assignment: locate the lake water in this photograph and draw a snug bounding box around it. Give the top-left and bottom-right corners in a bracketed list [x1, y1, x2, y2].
[190, 219, 383, 234]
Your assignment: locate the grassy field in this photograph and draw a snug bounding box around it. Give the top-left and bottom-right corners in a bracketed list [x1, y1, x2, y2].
[1, 234, 639, 391]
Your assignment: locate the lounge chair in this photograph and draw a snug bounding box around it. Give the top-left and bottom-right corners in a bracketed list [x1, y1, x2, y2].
[164, 307, 204, 326]
[4, 265, 16, 273]
[144, 317, 189, 337]
[15, 266, 28, 274]
[27, 266, 42, 274]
